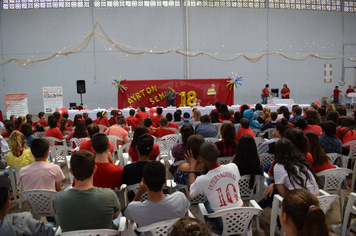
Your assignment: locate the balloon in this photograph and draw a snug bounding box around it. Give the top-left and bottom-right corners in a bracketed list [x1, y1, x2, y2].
[187, 91, 197, 107]
[180, 91, 186, 107]
[149, 108, 156, 115]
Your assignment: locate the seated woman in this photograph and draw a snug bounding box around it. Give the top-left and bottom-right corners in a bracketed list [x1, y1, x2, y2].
[219, 103, 233, 121]
[44, 117, 69, 143]
[281, 189, 329, 236]
[304, 131, 334, 173]
[231, 134, 262, 189]
[169, 124, 194, 176]
[174, 135, 207, 185]
[129, 126, 160, 162]
[59, 118, 72, 136]
[1, 121, 15, 138]
[20, 123, 36, 147]
[67, 119, 88, 148]
[98, 111, 110, 127]
[211, 111, 223, 124]
[15, 116, 26, 131]
[5, 131, 34, 168]
[215, 123, 237, 157]
[336, 117, 356, 156]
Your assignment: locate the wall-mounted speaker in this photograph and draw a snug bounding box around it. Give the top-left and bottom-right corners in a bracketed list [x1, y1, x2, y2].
[77, 80, 86, 94]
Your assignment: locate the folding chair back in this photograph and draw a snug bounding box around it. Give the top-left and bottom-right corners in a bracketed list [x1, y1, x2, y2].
[342, 192, 356, 236]
[126, 183, 148, 202]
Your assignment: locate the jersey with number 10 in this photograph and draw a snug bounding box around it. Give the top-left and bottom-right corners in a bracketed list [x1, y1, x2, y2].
[189, 163, 243, 211]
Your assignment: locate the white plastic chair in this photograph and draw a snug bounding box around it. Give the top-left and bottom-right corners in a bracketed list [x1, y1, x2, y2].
[212, 123, 223, 139]
[150, 135, 159, 143]
[217, 156, 233, 165]
[177, 184, 207, 205]
[8, 164, 23, 208]
[118, 143, 131, 167]
[263, 128, 275, 139]
[98, 124, 108, 133]
[197, 200, 262, 236]
[259, 153, 274, 167]
[167, 128, 179, 134]
[20, 189, 57, 221]
[125, 183, 148, 204]
[204, 137, 220, 143]
[107, 135, 125, 150]
[49, 145, 73, 165]
[222, 120, 232, 123]
[33, 131, 45, 138]
[45, 137, 66, 146]
[156, 140, 176, 161]
[125, 218, 179, 236]
[70, 137, 90, 149]
[342, 192, 356, 236]
[252, 129, 261, 137]
[342, 140, 356, 168]
[254, 137, 265, 147]
[56, 229, 121, 236]
[159, 134, 181, 143]
[327, 152, 344, 166]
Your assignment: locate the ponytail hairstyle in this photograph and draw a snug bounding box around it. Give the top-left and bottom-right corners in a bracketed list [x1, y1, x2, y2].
[9, 130, 27, 157]
[340, 117, 356, 138]
[73, 120, 87, 138]
[99, 111, 107, 124]
[282, 189, 329, 236]
[180, 124, 194, 146]
[4, 121, 15, 136]
[285, 128, 309, 155]
[73, 114, 83, 127]
[15, 116, 25, 130]
[275, 118, 290, 138]
[60, 118, 68, 134]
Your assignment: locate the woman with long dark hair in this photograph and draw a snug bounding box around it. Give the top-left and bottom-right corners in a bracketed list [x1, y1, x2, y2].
[129, 126, 160, 162]
[219, 103, 232, 121]
[336, 117, 356, 155]
[215, 123, 237, 157]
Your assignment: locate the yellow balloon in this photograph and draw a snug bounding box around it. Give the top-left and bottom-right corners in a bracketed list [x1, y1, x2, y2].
[187, 91, 197, 107]
[180, 91, 186, 107]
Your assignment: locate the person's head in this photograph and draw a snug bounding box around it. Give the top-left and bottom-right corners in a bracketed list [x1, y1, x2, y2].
[100, 111, 108, 119]
[265, 84, 269, 88]
[283, 84, 288, 89]
[143, 118, 153, 128]
[174, 111, 181, 121]
[211, 111, 220, 123]
[233, 112, 241, 123]
[87, 124, 100, 138]
[240, 104, 249, 116]
[167, 85, 171, 90]
[9, 130, 26, 156]
[292, 106, 302, 116]
[285, 128, 309, 155]
[336, 106, 346, 117]
[186, 135, 205, 159]
[63, 112, 69, 119]
[59, 118, 68, 133]
[9, 115, 16, 123]
[180, 124, 194, 145]
[157, 107, 163, 115]
[129, 109, 135, 116]
[70, 150, 95, 181]
[166, 113, 173, 122]
[26, 114, 32, 122]
[91, 133, 109, 154]
[240, 118, 250, 129]
[176, 109, 182, 115]
[183, 112, 190, 121]
[302, 106, 308, 115]
[96, 111, 101, 118]
[281, 189, 328, 236]
[82, 112, 89, 119]
[325, 110, 339, 126]
[131, 126, 149, 149]
[221, 123, 236, 144]
[85, 117, 92, 127]
[74, 119, 87, 138]
[220, 103, 231, 118]
[20, 123, 33, 136]
[201, 115, 211, 123]
[199, 142, 219, 164]
[255, 103, 262, 111]
[159, 117, 168, 127]
[143, 161, 166, 192]
[16, 116, 26, 129]
[275, 118, 290, 138]
[305, 110, 321, 126]
[193, 109, 201, 121]
[317, 107, 326, 117]
[292, 117, 308, 130]
[110, 110, 118, 117]
[270, 112, 278, 121]
[137, 133, 154, 156]
[48, 117, 58, 128]
[0, 186, 11, 216]
[4, 121, 14, 135]
[349, 85, 352, 89]
[310, 102, 318, 110]
[38, 112, 45, 120]
[335, 85, 338, 89]
[168, 217, 211, 236]
[326, 103, 335, 113]
[73, 114, 83, 127]
[30, 138, 49, 158]
[117, 118, 127, 127]
[138, 106, 145, 113]
[322, 120, 336, 136]
[53, 112, 60, 122]
[229, 109, 235, 116]
[215, 101, 221, 110]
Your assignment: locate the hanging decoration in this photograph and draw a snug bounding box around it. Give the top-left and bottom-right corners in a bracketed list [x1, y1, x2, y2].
[112, 75, 128, 93]
[226, 72, 243, 90]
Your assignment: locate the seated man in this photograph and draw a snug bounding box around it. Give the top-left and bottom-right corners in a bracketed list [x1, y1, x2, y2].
[187, 142, 243, 234]
[54, 150, 121, 232]
[195, 115, 217, 138]
[261, 111, 278, 138]
[91, 133, 123, 193]
[80, 124, 114, 156]
[104, 118, 129, 147]
[319, 120, 342, 154]
[19, 138, 64, 192]
[153, 117, 175, 138]
[142, 118, 156, 135]
[125, 161, 189, 232]
[0, 178, 55, 236]
[126, 109, 137, 130]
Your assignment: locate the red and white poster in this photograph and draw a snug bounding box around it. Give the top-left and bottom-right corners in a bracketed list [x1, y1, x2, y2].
[4, 93, 29, 119]
[117, 79, 233, 109]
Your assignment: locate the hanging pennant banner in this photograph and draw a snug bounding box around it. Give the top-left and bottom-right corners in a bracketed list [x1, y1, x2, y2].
[43, 86, 63, 113]
[117, 78, 233, 109]
[4, 93, 29, 119]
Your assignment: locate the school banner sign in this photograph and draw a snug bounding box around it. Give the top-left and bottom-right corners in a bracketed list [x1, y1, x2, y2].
[43, 86, 63, 113]
[4, 93, 29, 119]
[117, 79, 233, 109]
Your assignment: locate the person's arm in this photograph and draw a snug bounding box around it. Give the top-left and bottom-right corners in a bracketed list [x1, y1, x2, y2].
[113, 210, 121, 220]
[185, 150, 199, 189]
[55, 181, 62, 192]
[133, 181, 147, 201]
[275, 184, 288, 196]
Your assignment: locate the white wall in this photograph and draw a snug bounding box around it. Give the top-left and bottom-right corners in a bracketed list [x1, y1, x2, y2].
[0, 7, 356, 114]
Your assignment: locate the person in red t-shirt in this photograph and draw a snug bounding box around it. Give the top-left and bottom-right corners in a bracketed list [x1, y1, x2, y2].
[281, 84, 290, 99]
[109, 110, 118, 126]
[92, 112, 101, 124]
[153, 118, 175, 138]
[236, 118, 255, 141]
[262, 84, 269, 104]
[142, 118, 156, 136]
[333, 86, 342, 106]
[135, 106, 149, 126]
[79, 123, 114, 155]
[126, 109, 137, 131]
[166, 113, 179, 129]
[129, 126, 160, 162]
[346, 85, 355, 94]
[44, 117, 69, 144]
[150, 107, 164, 127]
[90, 133, 123, 191]
[99, 111, 110, 127]
[38, 112, 47, 127]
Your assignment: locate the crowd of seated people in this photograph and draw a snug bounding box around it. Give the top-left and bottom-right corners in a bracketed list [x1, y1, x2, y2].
[1, 101, 356, 236]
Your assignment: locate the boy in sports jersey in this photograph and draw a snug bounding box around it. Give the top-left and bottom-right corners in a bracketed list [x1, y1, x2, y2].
[186, 142, 243, 234]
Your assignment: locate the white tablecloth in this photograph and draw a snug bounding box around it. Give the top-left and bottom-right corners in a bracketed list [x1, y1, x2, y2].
[269, 98, 294, 104]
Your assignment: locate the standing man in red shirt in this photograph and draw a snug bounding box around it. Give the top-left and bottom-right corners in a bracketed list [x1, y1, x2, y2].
[333, 86, 342, 106]
[262, 84, 269, 104]
[281, 84, 290, 99]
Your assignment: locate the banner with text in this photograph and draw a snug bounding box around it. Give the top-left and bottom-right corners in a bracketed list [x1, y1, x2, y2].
[43, 86, 63, 113]
[4, 93, 29, 119]
[118, 79, 233, 108]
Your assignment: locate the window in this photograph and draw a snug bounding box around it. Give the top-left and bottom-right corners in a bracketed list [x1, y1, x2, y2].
[93, 0, 180, 7]
[185, 0, 265, 8]
[2, 0, 90, 9]
[344, 0, 356, 12]
[269, 0, 341, 11]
